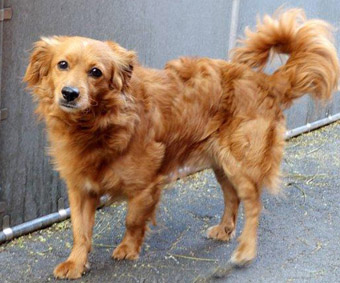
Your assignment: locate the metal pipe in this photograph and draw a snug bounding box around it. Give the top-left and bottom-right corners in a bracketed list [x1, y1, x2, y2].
[0, 208, 69, 243]
[0, 195, 110, 244]
[0, 114, 339, 245]
[285, 113, 340, 139]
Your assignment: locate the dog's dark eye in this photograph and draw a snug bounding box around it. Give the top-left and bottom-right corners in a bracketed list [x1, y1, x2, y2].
[89, 68, 102, 78]
[58, 61, 69, 70]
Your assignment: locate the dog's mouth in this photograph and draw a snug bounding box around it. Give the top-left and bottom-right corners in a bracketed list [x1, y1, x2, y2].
[60, 103, 76, 109]
[59, 101, 79, 111]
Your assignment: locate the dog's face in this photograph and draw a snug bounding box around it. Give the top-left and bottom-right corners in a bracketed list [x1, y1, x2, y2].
[24, 36, 135, 113]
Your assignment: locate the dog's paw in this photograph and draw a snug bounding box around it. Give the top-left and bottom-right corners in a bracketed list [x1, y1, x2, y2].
[112, 243, 140, 260]
[53, 260, 89, 279]
[206, 224, 235, 241]
[230, 241, 256, 266]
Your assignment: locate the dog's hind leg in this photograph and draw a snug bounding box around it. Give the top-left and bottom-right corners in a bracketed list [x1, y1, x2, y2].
[207, 167, 240, 241]
[228, 174, 261, 265]
[112, 182, 162, 260]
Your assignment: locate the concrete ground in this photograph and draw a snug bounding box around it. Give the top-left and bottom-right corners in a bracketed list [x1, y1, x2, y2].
[0, 121, 339, 283]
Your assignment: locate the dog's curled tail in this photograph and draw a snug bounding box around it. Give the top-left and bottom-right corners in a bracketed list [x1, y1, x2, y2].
[230, 9, 339, 108]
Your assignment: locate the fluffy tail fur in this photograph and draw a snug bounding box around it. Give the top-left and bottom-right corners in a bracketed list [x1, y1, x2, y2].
[231, 9, 339, 108]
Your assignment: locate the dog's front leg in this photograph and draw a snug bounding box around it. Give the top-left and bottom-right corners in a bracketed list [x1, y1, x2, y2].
[112, 183, 161, 260]
[54, 185, 99, 279]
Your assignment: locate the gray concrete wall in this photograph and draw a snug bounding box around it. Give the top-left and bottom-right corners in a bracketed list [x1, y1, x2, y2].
[0, 0, 339, 228]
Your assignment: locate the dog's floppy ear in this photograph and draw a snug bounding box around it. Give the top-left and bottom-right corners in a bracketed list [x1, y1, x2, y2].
[24, 37, 59, 87]
[106, 41, 136, 92]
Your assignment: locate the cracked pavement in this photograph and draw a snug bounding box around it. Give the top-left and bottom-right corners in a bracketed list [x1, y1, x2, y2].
[0, 122, 339, 282]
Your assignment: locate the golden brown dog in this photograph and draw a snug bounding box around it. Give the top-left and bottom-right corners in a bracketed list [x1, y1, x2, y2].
[24, 9, 339, 279]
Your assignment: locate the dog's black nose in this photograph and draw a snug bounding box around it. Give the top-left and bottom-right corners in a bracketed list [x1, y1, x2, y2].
[61, 86, 79, 102]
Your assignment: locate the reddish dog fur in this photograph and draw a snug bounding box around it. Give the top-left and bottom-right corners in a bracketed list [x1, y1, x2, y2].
[24, 9, 339, 279]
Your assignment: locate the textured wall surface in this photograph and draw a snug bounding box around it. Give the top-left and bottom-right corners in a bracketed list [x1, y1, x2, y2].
[0, 0, 339, 228]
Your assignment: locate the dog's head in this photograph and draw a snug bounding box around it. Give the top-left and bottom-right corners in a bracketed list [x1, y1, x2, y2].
[24, 36, 136, 113]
